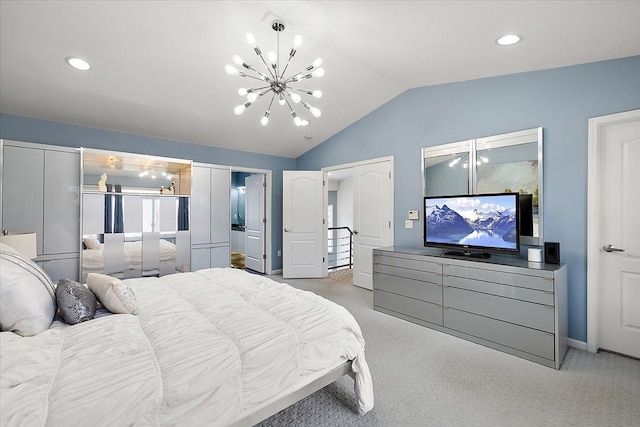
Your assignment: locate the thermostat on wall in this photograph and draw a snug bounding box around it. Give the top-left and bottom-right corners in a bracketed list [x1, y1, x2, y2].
[408, 210, 419, 220]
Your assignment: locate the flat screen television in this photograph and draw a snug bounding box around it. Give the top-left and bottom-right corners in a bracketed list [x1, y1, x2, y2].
[424, 192, 520, 258]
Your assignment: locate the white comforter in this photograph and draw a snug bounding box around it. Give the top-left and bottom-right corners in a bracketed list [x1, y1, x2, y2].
[0, 268, 373, 426]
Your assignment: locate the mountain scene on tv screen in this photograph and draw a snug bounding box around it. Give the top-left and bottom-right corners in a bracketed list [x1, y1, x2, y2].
[426, 198, 517, 249]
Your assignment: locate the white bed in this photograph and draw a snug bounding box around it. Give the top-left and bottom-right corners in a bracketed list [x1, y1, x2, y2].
[0, 266, 373, 426]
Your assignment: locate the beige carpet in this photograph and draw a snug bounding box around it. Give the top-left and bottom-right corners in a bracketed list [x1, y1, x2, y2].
[257, 273, 640, 427]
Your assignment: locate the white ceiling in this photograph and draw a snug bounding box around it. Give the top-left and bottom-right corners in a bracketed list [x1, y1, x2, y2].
[1, 1, 639, 159]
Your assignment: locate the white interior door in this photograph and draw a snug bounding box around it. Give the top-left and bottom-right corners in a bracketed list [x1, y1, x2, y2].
[245, 174, 265, 273]
[282, 171, 327, 278]
[353, 161, 392, 289]
[594, 109, 640, 358]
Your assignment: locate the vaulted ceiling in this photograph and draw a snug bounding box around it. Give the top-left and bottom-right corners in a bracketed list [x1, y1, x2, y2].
[1, 1, 639, 158]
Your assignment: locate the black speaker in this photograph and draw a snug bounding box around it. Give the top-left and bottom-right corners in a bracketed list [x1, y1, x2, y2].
[544, 242, 560, 264]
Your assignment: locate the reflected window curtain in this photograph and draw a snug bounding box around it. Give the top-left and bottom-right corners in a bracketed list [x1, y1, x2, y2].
[104, 194, 113, 233]
[178, 197, 189, 231]
[114, 195, 124, 233]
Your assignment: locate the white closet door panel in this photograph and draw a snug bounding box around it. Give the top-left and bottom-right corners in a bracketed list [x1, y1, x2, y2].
[2, 146, 45, 254]
[210, 245, 230, 268]
[191, 247, 213, 271]
[43, 150, 80, 254]
[191, 166, 211, 244]
[209, 167, 230, 244]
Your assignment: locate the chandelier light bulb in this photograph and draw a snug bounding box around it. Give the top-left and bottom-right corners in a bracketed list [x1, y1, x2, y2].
[246, 33, 256, 46]
[312, 90, 322, 98]
[309, 107, 321, 117]
[261, 116, 269, 126]
[293, 35, 303, 48]
[247, 93, 259, 102]
[312, 58, 323, 68]
[267, 51, 277, 64]
[294, 117, 302, 126]
[234, 105, 246, 115]
[238, 88, 248, 96]
[225, 64, 240, 75]
[232, 55, 243, 65]
[311, 68, 325, 78]
[290, 92, 301, 103]
[278, 96, 286, 106]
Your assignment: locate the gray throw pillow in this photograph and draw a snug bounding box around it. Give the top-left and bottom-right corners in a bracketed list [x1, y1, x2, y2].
[56, 279, 97, 324]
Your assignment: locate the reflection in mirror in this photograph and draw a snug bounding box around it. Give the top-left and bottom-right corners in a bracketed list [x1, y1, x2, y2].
[81, 192, 190, 280]
[82, 149, 192, 195]
[423, 127, 543, 246]
[476, 142, 539, 237]
[422, 140, 471, 197]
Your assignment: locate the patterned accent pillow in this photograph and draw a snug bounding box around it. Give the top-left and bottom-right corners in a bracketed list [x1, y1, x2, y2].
[87, 273, 139, 315]
[56, 279, 97, 324]
[0, 243, 56, 336]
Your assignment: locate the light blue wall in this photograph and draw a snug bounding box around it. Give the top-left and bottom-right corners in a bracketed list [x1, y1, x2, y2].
[0, 113, 295, 271]
[296, 56, 640, 342]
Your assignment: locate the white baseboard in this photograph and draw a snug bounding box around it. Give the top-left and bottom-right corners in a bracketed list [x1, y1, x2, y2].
[568, 338, 588, 351]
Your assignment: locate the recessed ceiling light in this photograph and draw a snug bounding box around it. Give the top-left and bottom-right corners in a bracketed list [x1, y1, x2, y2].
[65, 56, 91, 71]
[496, 34, 522, 46]
[304, 134, 313, 141]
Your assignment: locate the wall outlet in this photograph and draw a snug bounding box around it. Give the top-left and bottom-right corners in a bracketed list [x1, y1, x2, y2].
[405, 220, 414, 229]
[277, 249, 282, 257]
[408, 210, 419, 220]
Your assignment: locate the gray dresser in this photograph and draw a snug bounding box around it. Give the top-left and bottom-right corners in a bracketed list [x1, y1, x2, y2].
[373, 246, 568, 369]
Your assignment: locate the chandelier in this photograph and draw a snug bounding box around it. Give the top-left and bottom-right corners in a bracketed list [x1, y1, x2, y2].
[225, 20, 324, 127]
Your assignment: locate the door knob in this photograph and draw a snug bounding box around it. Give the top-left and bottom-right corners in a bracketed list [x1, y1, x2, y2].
[602, 244, 625, 253]
[284, 228, 291, 232]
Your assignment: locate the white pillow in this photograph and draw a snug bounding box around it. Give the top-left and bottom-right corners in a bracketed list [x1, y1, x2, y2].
[0, 243, 56, 336]
[87, 273, 139, 315]
[83, 237, 101, 250]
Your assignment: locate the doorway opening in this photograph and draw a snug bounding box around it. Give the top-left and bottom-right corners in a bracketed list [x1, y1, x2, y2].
[323, 156, 394, 289]
[327, 168, 354, 284]
[230, 167, 272, 274]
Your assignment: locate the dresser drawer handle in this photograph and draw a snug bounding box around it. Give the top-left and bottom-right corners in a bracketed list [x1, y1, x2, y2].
[544, 290, 554, 295]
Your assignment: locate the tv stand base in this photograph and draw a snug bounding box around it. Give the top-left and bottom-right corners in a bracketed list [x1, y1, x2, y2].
[444, 250, 491, 259]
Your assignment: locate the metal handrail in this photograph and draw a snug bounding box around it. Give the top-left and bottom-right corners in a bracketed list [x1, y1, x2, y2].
[328, 226, 353, 270]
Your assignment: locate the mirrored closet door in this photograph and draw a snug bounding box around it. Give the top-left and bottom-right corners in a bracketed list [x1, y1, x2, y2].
[80, 149, 192, 281]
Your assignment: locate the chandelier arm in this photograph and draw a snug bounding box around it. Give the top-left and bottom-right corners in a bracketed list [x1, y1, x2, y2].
[239, 74, 270, 82]
[249, 85, 271, 92]
[266, 92, 276, 111]
[256, 52, 277, 81]
[244, 64, 272, 81]
[279, 56, 295, 80]
[283, 69, 312, 83]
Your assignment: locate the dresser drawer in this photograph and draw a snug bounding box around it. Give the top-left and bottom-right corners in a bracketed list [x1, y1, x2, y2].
[444, 308, 555, 360]
[374, 254, 441, 275]
[374, 290, 443, 326]
[443, 275, 554, 305]
[374, 263, 442, 285]
[444, 264, 554, 292]
[374, 272, 442, 304]
[444, 287, 554, 333]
